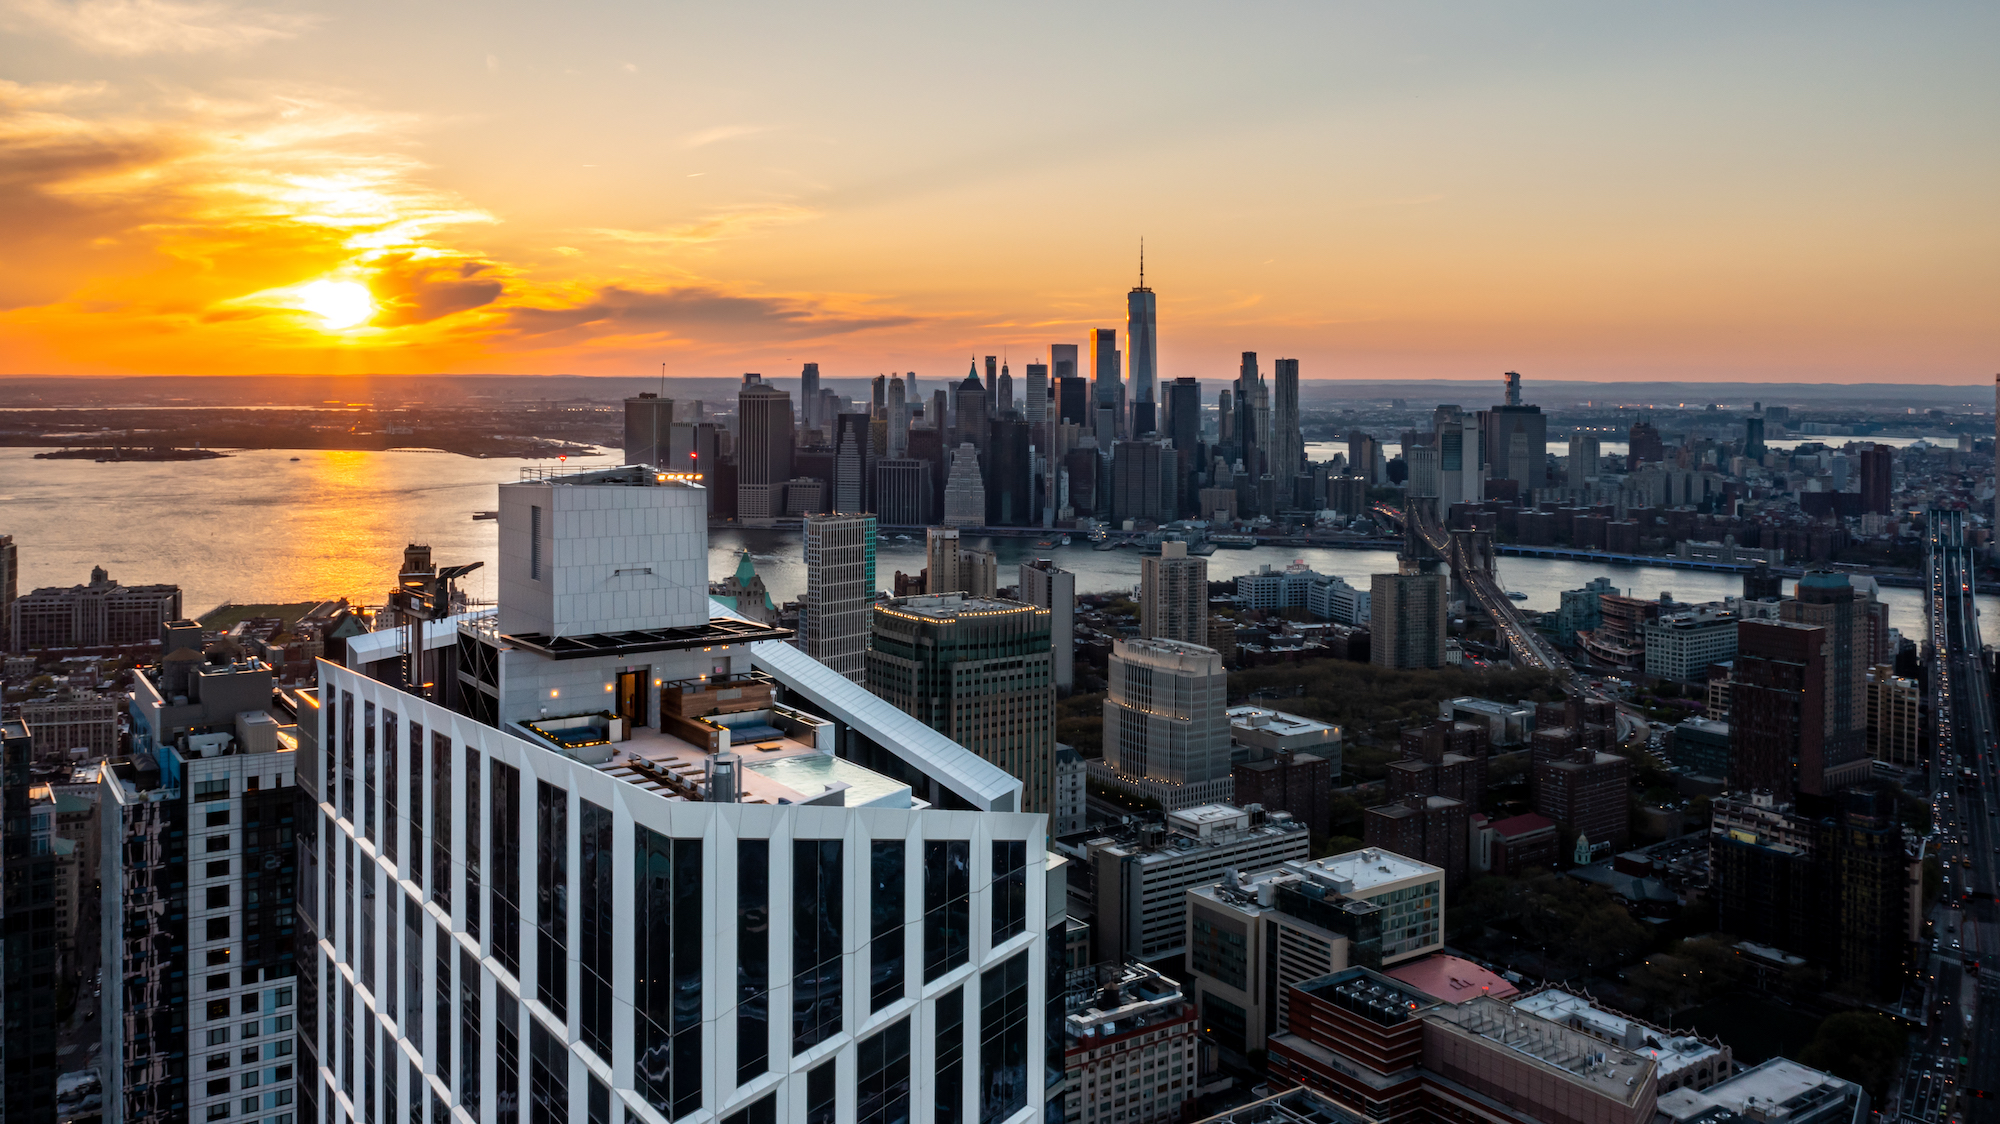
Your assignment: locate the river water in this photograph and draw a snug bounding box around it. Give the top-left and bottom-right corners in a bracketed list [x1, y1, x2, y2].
[3, 446, 1990, 644]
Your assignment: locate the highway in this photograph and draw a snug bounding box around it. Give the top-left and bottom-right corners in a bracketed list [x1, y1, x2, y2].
[1909, 507, 2000, 1124]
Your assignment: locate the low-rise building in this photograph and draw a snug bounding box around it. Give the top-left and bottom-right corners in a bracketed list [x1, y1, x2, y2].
[1061, 962, 1200, 1124]
[1654, 1058, 1867, 1124]
[1088, 803, 1311, 962]
[1470, 812, 1560, 875]
[1642, 607, 1740, 682]
[18, 692, 120, 761]
[1181, 849, 1444, 1063]
[1440, 697, 1534, 746]
[1513, 987, 1732, 1093]
[1670, 717, 1731, 781]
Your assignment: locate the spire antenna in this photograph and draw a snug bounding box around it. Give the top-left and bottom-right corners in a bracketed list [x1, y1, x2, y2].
[1139, 237, 1145, 288]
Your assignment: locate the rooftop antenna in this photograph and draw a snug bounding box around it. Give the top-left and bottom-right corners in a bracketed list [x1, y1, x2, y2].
[1139, 237, 1144, 288]
[659, 361, 667, 399]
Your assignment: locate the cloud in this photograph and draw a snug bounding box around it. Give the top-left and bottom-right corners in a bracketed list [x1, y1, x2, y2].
[681, 123, 773, 149]
[501, 283, 915, 342]
[9, 0, 316, 55]
[580, 204, 816, 249]
[368, 253, 505, 326]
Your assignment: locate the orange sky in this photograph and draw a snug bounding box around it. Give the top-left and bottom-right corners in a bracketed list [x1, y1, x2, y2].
[2, 2, 1996, 384]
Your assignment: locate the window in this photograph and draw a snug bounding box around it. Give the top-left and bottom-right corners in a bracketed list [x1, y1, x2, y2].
[208, 1027, 231, 1046]
[207, 886, 231, 908]
[383, 710, 398, 865]
[208, 972, 231, 991]
[992, 841, 1026, 943]
[403, 892, 422, 1050]
[458, 948, 479, 1114]
[208, 999, 231, 1019]
[720, 1093, 775, 1124]
[207, 860, 231, 878]
[360, 863, 376, 993]
[408, 721, 424, 890]
[536, 780, 567, 1016]
[736, 838, 771, 1083]
[208, 1077, 233, 1096]
[490, 759, 521, 975]
[434, 919, 453, 1088]
[196, 777, 230, 801]
[364, 1001, 377, 1124]
[242, 992, 260, 1015]
[409, 1060, 422, 1124]
[341, 690, 355, 822]
[364, 700, 376, 844]
[529, 1017, 569, 1124]
[924, 841, 970, 981]
[580, 799, 615, 1061]
[588, 1075, 616, 1124]
[206, 1105, 230, 1121]
[792, 839, 843, 1053]
[208, 834, 231, 853]
[979, 952, 1030, 1124]
[530, 505, 543, 579]
[495, 992, 521, 1124]
[869, 841, 905, 1012]
[857, 1017, 912, 1124]
[464, 746, 481, 938]
[207, 1052, 229, 1072]
[806, 1059, 837, 1124]
[383, 1033, 397, 1124]
[634, 825, 701, 1120]
[431, 731, 451, 911]
[383, 885, 398, 1024]
[207, 808, 231, 827]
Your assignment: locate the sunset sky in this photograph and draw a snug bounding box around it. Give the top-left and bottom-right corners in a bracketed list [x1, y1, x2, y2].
[2, 1, 1995, 384]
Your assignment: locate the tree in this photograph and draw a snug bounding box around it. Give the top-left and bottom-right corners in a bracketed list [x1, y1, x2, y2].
[1798, 1012, 1906, 1101]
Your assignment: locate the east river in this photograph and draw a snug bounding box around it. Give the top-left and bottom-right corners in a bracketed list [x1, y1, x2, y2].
[3, 446, 1991, 645]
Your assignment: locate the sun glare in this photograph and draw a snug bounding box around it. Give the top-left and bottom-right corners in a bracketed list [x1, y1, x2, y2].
[298, 280, 376, 329]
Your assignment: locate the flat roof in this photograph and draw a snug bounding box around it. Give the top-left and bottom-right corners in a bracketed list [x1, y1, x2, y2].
[1284, 847, 1441, 894]
[880, 594, 1035, 620]
[1384, 955, 1518, 1004]
[1227, 706, 1338, 737]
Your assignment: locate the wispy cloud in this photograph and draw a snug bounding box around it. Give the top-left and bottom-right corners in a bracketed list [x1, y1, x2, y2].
[680, 123, 773, 149]
[501, 283, 914, 342]
[580, 204, 816, 249]
[8, 0, 316, 55]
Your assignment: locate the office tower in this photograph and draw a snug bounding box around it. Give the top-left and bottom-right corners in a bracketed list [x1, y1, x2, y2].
[0, 533, 17, 644]
[983, 414, 1031, 527]
[1430, 406, 1482, 508]
[997, 361, 1014, 416]
[1567, 431, 1600, 487]
[1049, 343, 1078, 384]
[1729, 618, 1826, 794]
[1270, 358, 1302, 487]
[101, 625, 305, 1124]
[1056, 376, 1088, 427]
[1232, 353, 1265, 474]
[1062, 447, 1099, 518]
[1108, 440, 1168, 526]
[1216, 387, 1234, 448]
[799, 362, 821, 428]
[303, 464, 1049, 1124]
[884, 376, 909, 458]
[1024, 362, 1048, 428]
[1088, 807, 1313, 964]
[1166, 378, 1202, 515]
[874, 458, 933, 526]
[666, 421, 720, 512]
[1858, 444, 1892, 515]
[11, 565, 184, 651]
[1140, 541, 1208, 647]
[1089, 329, 1120, 443]
[1127, 274, 1157, 436]
[932, 388, 951, 434]
[953, 364, 990, 456]
[867, 593, 1056, 812]
[1481, 373, 1548, 494]
[1779, 571, 1873, 792]
[907, 425, 947, 524]
[1018, 559, 1075, 694]
[1370, 567, 1447, 669]
[1744, 411, 1766, 460]
[1094, 638, 1231, 810]
[923, 527, 996, 599]
[801, 512, 876, 685]
[2, 718, 62, 1121]
[735, 381, 795, 524]
[942, 444, 985, 527]
[1628, 420, 1664, 467]
[832, 412, 873, 514]
[623, 393, 674, 467]
[871, 373, 887, 419]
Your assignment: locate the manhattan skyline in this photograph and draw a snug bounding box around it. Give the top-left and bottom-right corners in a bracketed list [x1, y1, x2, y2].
[1, 3, 1995, 382]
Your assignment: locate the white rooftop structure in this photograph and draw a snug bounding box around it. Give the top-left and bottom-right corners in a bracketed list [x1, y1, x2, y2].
[1513, 988, 1728, 1089]
[1656, 1058, 1866, 1124]
[1282, 847, 1439, 895]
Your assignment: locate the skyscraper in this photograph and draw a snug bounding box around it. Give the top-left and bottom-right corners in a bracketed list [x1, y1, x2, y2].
[1094, 638, 1233, 810]
[1019, 559, 1076, 694]
[1056, 376, 1088, 427]
[1234, 352, 1265, 476]
[942, 444, 985, 527]
[802, 511, 877, 685]
[1270, 358, 1302, 487]
[735, 379, 795, 525]
[1167, 378, 1202, 516]
[985, 355, 999, 415]
[867, 594, 1056, 812]
[1780, 571, 1874, 792]
[1139, 540, 1208, 647]
[4, 717, 64, 1121]
[1480, 372, 1548, 494]
[1744, 411, 1767, 460]
[1371, 564, 1448, 669]
[1110, 439, 1170, 527]
[833, 411, 873, 514]
[623, 393, 674, 467]
[799, 360, 821, 428]
[874, 458, 933, 526]
[1024, 362, 1049, 429]
[997, 360, 1014, 416]
[1127, 258, 1157, 434]
[0, 533, 16, 644]
[953, 363, 990, 457]
[1090, 329, 1120, 443]
[987, 413, 1034, 527]
[887, 374, 910, 458]
[304, 464, 1049, 1124]
[1858, 444, 1892, 515]
[1567, 431, 1600, 487]
[924, 527, 996, 598]
[1432, 406, 1483, 507]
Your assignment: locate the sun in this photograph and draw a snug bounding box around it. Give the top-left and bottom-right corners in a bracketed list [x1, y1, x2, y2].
[297, 280, 376, 329]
